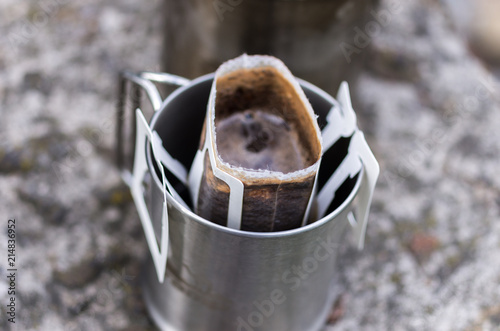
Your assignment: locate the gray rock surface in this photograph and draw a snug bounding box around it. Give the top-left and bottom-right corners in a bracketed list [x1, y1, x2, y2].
[328, 0, 500, 330]
[1, 0, 160, 330]
[0, 0, 499, 330]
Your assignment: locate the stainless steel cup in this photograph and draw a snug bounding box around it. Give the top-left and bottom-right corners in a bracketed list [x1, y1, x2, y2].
[129, 74, 368, 331]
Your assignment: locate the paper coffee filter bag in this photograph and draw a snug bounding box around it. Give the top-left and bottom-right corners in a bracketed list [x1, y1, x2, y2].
[189, 54, 323, 232]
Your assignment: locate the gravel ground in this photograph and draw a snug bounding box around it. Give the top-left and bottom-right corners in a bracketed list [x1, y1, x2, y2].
[0, 0, 499, 330]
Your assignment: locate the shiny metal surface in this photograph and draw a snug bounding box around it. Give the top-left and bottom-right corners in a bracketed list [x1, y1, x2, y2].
[142, 75, 362, 331]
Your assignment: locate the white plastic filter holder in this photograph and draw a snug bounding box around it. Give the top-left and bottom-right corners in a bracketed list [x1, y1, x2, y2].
[121, 72, 379, 283]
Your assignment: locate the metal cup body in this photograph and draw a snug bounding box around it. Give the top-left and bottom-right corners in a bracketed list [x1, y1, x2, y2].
[142, 75, 362, 331]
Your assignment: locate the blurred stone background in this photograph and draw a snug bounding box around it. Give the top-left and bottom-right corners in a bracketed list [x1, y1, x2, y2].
[0, 0, 499, 330]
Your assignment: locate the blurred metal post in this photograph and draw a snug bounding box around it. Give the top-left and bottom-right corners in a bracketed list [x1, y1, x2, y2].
[161, 0, 377, 95]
